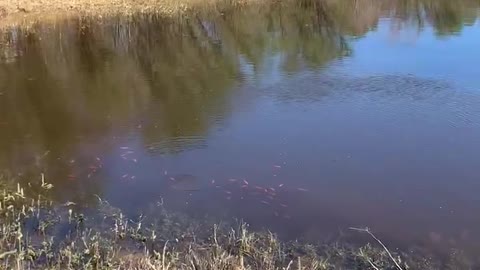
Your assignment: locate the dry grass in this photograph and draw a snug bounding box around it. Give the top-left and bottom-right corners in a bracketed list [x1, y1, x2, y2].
[0, 174, 470, 269]
[0, 0, 255, 27]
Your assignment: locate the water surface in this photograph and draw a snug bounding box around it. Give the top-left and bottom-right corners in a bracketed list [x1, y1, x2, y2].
[1, 0, 480, 258]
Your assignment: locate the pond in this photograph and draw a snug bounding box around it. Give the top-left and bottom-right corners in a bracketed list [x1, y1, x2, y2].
[1, 0, 480, 260]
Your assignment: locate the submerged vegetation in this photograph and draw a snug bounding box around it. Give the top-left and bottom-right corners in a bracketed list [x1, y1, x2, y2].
[0, 174, 474, 269]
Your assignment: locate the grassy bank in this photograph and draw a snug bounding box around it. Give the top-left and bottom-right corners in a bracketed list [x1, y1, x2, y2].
[0, 174, 457, 269]
[0, 0, 255, 27]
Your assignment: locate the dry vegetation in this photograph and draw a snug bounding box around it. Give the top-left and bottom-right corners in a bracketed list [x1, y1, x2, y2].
[0, 0, 254, 27]
[0, 174, 449, 270]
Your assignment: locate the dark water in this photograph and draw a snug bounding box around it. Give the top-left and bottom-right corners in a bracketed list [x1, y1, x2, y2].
[1, 0, 480, 257]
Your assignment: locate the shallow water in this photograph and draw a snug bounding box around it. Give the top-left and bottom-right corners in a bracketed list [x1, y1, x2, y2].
[1, 0, 480, 258]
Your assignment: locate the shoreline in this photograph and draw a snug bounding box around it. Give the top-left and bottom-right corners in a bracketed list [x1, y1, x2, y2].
[0, 174, 472, 270]
[0, 0, 254, 28]
[0, 175, 469, 269]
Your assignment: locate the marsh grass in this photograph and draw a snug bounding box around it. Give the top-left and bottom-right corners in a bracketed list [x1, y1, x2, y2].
[0, 174, 467, 269]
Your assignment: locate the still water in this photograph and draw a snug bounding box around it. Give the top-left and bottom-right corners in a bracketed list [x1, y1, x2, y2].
[1, 0, 480, 257]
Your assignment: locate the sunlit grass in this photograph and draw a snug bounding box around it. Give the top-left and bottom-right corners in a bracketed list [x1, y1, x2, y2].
[0, 0, 257, 28]
[0, 174, 462, 269]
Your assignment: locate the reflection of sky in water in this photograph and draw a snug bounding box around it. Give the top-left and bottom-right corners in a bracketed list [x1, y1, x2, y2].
[238, 19, 480, 90]
[336, 19, 480, 89]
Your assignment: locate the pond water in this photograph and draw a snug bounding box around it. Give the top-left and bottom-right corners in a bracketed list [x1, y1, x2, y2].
[1, 0, 480, 258]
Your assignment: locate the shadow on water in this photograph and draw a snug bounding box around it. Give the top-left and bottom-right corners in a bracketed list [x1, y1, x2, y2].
[1, 0, 480, 263]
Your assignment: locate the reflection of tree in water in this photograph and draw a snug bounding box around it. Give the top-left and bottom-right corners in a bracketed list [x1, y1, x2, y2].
[326, 0, 479, 37]
[200, 1, 350, 73]
[108, 3, 354, 150]
[121, 15, 239, 148]
[419, 0, 479, 36]
[0, 29, 114, 201]
[0, 0, 478, 199]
